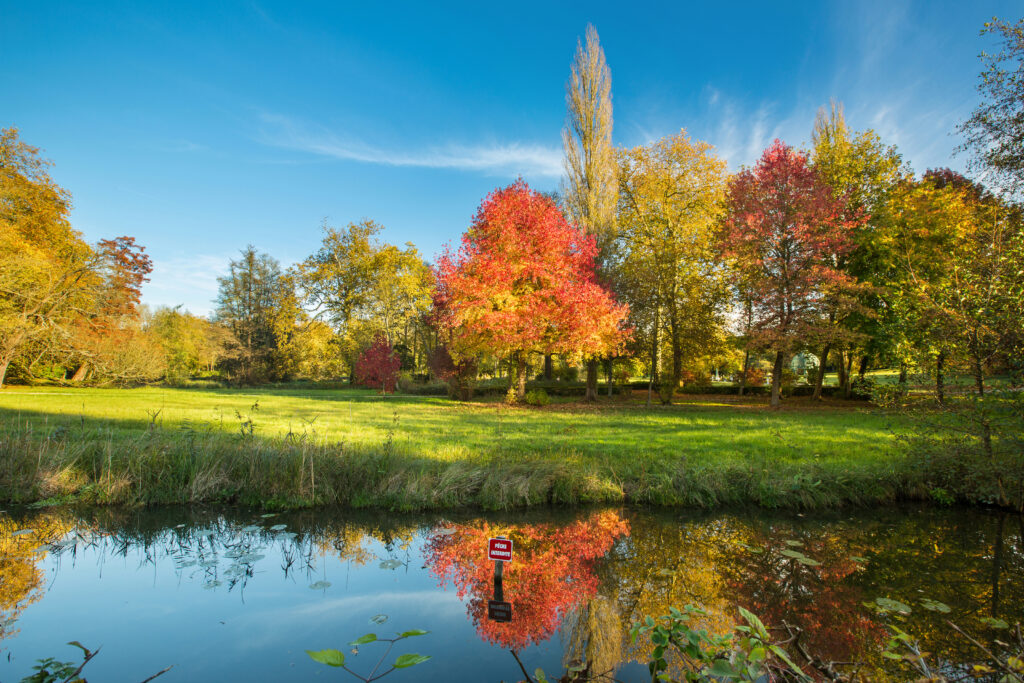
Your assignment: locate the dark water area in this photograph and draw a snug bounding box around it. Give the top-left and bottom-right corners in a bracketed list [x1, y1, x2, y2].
[0, 504, 1021, 682]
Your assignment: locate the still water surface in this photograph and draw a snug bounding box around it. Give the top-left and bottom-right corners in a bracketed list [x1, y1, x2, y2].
[0, 505, 1021, 681]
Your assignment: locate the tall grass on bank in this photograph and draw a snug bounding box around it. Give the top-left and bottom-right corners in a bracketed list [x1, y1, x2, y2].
[0, 418, 969, 511]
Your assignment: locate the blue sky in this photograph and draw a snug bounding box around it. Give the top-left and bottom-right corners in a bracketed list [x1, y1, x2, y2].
[2, 0, 1017, 315]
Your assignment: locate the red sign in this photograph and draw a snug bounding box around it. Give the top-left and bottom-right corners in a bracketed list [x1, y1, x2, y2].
[488, 537, 513, 561]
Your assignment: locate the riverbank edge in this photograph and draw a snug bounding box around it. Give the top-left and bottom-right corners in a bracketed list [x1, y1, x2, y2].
[0, 426, 993, 511]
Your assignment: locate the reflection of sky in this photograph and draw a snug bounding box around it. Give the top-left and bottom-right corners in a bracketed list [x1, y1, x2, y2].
[0, 521, 577, 683]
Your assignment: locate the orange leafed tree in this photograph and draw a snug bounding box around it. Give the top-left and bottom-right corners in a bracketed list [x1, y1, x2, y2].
[433, 181, 629, 400]
[424, 511, 629, 651]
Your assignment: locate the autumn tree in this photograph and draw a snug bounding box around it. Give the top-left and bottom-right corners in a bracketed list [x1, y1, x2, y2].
[810, 102, 905, 397]
[297, 221, 433, 381]
[722, 140, 860, 408]
[149, 307, 235, 381]
[562, 24, 618, 401]
[958, 18, 1024, 195]
[353, 333, 400, 394]
[434, 181, 628, 401]
[616, 130, 730, 402]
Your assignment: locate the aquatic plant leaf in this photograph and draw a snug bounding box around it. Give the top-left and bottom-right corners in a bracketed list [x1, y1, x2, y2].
[779, 549, 807, 560]
[238, 553, 265, 563]
[920, 599, 951, 613]
[980, 617, 1009, 629]
[850, 556, 867, 563]
[393, 653, 430, 668]
[241, 525, 261, 533]
[875, 597, 912, 614]
[784, 540, 804, 547]
[370, 614, 388, 625]
[203, 580, 222, 589]
[306, 649, 345, 667]
[270, 524, 287, 531]
[379, 559, 402, 570]
[350, 633, 377, 645]
[309, 581, 332, 590]
[434, 527, 456, 536]
[399, 629, 429, 638]
[260, 513, 277, 519]
[795, 556, 820, 566]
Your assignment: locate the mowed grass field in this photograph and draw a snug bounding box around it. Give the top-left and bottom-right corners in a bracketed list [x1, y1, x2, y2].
[0, 386, 920, 510]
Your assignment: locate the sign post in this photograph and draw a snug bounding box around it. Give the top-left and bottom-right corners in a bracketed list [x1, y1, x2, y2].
[487, 536, 512, 623]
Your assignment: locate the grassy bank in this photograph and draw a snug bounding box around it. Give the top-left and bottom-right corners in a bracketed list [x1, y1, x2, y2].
[0, 385, 945, 510]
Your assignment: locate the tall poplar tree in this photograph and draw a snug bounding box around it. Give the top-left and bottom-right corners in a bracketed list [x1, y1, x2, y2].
[562, 24, 617, 401]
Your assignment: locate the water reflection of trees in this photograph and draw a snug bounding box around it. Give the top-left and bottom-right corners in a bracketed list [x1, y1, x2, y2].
[0, 506, 1021, 680]
[0, 511, 78, 646]
[423, 510, 630, 652]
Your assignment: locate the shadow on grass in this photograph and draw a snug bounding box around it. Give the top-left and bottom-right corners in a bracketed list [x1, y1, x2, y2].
[0, 400, 940, 512]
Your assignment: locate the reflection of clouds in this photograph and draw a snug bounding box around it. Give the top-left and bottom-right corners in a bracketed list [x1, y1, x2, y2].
[142, 253, 233, 316]
[230, 591, 465, 652]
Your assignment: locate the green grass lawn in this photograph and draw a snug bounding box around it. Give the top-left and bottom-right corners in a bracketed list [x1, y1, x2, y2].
[0, 386, 920, 510]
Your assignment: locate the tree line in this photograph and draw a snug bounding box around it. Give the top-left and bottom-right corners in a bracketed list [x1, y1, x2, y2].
[2, 20, 1022, 406]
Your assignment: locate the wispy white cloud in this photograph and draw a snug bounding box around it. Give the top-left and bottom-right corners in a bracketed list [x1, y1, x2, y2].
[256, 113, 563, 177]
[143, 253, 232, 317]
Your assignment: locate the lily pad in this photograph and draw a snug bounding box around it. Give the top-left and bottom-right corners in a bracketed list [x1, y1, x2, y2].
[241, 525, 261, 533]
[780, 549, 807, 560]
[370, 614, 388, 625]
[309, 580, 332, 590]
[795, 556, 821, 566]
[980, 617, 1009, 629]
[203, 580, 223, 589]
[379, 559, 403, 570]
[260, 513, 278, 519]
[270, 524, 288, 531]
[875, 597, 913, 614]
[784, 540, 804, 547]
[920, 599, 951, 613]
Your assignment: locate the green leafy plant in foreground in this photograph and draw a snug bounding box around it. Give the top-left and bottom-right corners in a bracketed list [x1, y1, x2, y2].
[629, 605, 811, 682]
[306, 628, 431, 681]
[20, 641, 171, 683]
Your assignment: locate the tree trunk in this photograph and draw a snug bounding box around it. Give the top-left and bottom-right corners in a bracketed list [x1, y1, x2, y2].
[0, 359, 9, 389]
[858, 355, 869, 381]
[647, 310, 660, 408]
[71, 364, 89, 382]
[738, 347, 750, 397]
[605, 357, 614, 397]
[843, 353, 854, 398]
[897, 363, 908, 397]
[812, 343, 831, 401]
[770, 351, 784, 409]
[515, 352, 528, 401]
[936, 350, 946, 405]
[835, 349, 848, 398]
[972, 351, 986, 397]
[543, 354, 553, 381]
[585, 359, 599, 402]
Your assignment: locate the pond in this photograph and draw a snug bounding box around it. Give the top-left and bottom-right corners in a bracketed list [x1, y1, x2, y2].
[0, 505, 1021, 682]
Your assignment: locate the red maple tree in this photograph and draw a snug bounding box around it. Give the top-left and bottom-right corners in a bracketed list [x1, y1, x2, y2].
[721, 140, 862, 407]
[423, 511, 629, 652]
[353, 334, 401, 394]
[433, 181, 628, 400]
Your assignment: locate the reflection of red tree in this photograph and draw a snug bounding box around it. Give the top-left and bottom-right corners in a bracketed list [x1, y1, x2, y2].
[425, 511, 628, 651]
[725, 538, 884, 663]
